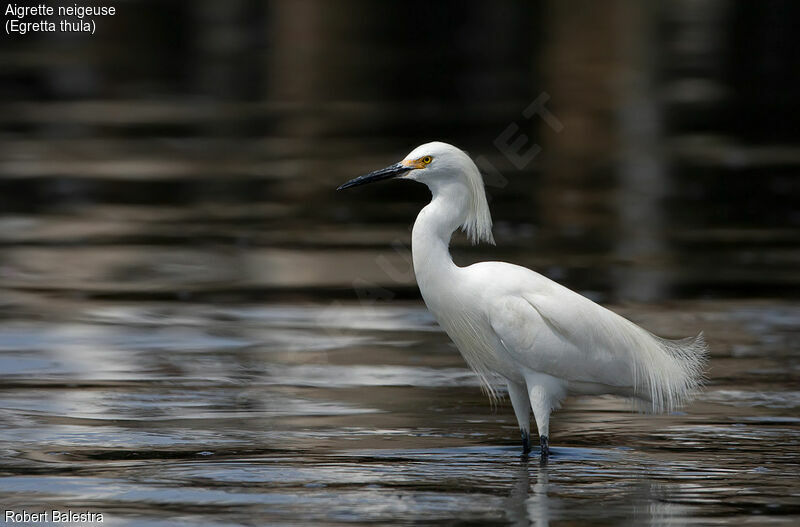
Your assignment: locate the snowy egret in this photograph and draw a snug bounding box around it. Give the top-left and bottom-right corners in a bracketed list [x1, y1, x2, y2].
[337, 142, 708, 459]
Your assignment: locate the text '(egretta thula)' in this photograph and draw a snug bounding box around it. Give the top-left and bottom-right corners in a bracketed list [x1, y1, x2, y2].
[338, 142, 708, 459]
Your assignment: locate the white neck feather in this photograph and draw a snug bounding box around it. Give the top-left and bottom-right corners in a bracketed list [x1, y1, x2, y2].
[411, 176, 491, 287]
[410, 153, 494, 297]
[411, 193, 461, 288]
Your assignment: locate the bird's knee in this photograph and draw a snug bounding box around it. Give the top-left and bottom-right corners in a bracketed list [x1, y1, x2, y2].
[532, 410, 550, 438]
[521, 372, 566, 439]
[528, 384, 550, 409]
[528, 388, 562, 438]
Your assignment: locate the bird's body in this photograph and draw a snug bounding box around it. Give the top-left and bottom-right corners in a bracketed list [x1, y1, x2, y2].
[338, 141, 708, 458]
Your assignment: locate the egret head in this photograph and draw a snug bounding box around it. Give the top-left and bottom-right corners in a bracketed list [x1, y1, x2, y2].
[337, 141, 494, 244]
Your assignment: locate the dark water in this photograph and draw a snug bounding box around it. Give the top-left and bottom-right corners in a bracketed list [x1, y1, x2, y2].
[0, 296, 798, 525]
[2, 1, 800, 525]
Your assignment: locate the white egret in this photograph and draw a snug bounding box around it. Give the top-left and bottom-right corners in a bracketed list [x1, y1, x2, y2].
[338, 142, 708, 459]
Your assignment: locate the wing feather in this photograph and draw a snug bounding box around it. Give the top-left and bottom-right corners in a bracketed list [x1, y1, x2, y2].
[488, 280, 707, 412]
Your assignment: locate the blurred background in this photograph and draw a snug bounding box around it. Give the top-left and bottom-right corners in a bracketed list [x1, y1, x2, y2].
[1, 1, 799, 525]
[1, 0, 798, 304]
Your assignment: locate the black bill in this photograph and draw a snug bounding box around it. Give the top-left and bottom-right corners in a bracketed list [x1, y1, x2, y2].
[337, 162, 411, 190]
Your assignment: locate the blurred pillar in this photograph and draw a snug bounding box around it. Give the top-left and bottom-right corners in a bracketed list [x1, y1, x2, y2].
[613, 0, 668, 302]
[537, 0, 670, 301]
[264, 0, 345, 137]
[615, 0, 729, 301]
[537, 0, 622, 233]
[193, 0, 255, 136]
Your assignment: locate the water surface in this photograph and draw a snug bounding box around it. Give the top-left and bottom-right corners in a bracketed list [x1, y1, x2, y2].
[1, 296, 798, 525]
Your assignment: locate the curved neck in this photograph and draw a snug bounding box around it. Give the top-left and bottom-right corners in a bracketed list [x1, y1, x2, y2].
[411, 182, 470, 288]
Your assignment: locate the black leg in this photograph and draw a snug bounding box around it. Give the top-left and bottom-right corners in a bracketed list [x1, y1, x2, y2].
[521, 430, 531, 455]
[540, 435, 550, 458]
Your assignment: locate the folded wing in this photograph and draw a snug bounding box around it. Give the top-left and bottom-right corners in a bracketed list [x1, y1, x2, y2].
[488, 280, 707, 412]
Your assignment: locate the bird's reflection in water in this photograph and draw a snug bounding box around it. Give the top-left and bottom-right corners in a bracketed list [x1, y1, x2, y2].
[504, 456, 690, 527]
[505, 460, 555, 527]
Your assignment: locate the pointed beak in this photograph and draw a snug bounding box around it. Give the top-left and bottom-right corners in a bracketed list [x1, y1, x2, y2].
[337, 162, 413, 190]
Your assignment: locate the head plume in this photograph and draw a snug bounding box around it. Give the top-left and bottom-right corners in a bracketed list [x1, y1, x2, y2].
[404, 142, 495, 245]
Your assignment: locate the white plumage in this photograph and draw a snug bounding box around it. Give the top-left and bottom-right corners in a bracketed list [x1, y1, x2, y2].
[338, 141, 708, 458]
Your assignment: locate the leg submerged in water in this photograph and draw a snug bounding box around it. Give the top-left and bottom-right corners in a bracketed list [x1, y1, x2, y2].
[532, 404, 552, 460]
[525, 373, 565, 461]
[539, 435, 549, 458]
[521, 430, 531, 455]
[507, 380, 532, 455]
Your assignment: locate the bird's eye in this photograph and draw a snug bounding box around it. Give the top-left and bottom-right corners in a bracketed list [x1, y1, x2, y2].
[422, 156, 433, 165]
